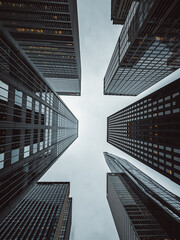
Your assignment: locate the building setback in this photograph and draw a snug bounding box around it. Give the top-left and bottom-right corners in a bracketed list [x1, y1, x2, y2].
[0, 0, 81, 95]
[0, 182, 72, 240]
[104, 152, 180, 240]
[104, 0, 180, 95]
[107, 79, 180, 184]
[0, 29, 78, 222]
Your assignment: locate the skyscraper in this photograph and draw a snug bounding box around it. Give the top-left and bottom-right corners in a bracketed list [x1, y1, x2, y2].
[0, 0, 81, 95]
[104, 0, 180, 95]
[0, 29, 78, 221]
[107, 79, 180, 184]
[104, 152, 180, 240]
[0, 182, 72, 240]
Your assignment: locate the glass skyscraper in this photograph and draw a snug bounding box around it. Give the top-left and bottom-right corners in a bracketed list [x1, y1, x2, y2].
[104, 0, 180, 95]
[104, 152, 180, 240]
[0, 28, 78, 222]
[107, 79, 180, 184]
[0, 182, 72, 240]
[0, 0, 81, 95]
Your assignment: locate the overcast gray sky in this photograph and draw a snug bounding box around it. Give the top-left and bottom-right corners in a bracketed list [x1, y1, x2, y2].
[40, 0, 180, 239]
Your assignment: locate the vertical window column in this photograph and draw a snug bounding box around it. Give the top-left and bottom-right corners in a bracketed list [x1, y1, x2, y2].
[13, 89, 23, 122]
[11, 129, 21, 164]
[26, 95, 32, 123]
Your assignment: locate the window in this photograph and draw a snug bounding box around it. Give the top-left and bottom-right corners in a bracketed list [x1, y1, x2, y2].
[173, 108, 180, 113]
[41, 104, 45, 125]
[0, 153, 4, 169]
[34, 101, 39, 124]
[14, 90, 22, 122]
[174, 164, 180, 171]
[172, 92, 179, 98]
[40, 129, 44, 150]
[0, 81, 8, 121]
[15, 90, 22, 107]
[33, 143, 38, 154]
[166, 161, 172, 167]
[159, 158, 164, 163]
[174, 148, 180, 154]
[24, 145, 30, 158]
[11, 148, 20, 164]
[165, 95, 170, 101]
[0, 81, 8, 101]
[26, 96, 32, 123]
[26, 96, 32, 109]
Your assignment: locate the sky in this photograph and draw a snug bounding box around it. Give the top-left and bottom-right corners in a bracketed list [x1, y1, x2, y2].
[40, 0, 180, 239]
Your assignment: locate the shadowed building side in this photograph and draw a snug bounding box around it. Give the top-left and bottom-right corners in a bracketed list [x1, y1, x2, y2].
[0, 29, 78, 222]
[107, 79, 180, 184]
[105, 152, 180, 239]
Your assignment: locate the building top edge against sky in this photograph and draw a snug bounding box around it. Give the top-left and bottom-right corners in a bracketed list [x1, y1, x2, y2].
[104, 0, 180, 96]
[108, 78, 180, 117]
[104, 152, 180, 221]
[0, 0, 81, 96]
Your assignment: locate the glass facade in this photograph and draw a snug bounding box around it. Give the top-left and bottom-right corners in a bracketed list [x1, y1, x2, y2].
[0, 182, 72, 240]
[0, 29, 78, 222]
[111, 0, 138, 24]
[104, 0, 180, 95]
[0, 0, 81, 95]
[105, 152, 180, 239]
[107, 79, 180, 184]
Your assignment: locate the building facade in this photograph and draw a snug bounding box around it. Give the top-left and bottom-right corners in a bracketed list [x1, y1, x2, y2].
[59, 198, 72, 240]
[104, 0, 180, 95]
[0, 182, 72, 240]
[0, 28, 78, 221]
[107, 79, 180, 184]
[111, 0, 139, 25]
[105, 152, 180, 240]
[0, 0, 81, 95]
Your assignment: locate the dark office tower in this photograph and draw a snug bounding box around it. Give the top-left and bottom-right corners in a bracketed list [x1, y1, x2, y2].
[0, 0, 81, 96]
[0, 182, 72, 240]
[104, 0, 180, 95]
[104, 152, 180, 240]
[107, 79, 180, 184]
[0, 29, 78, 222]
